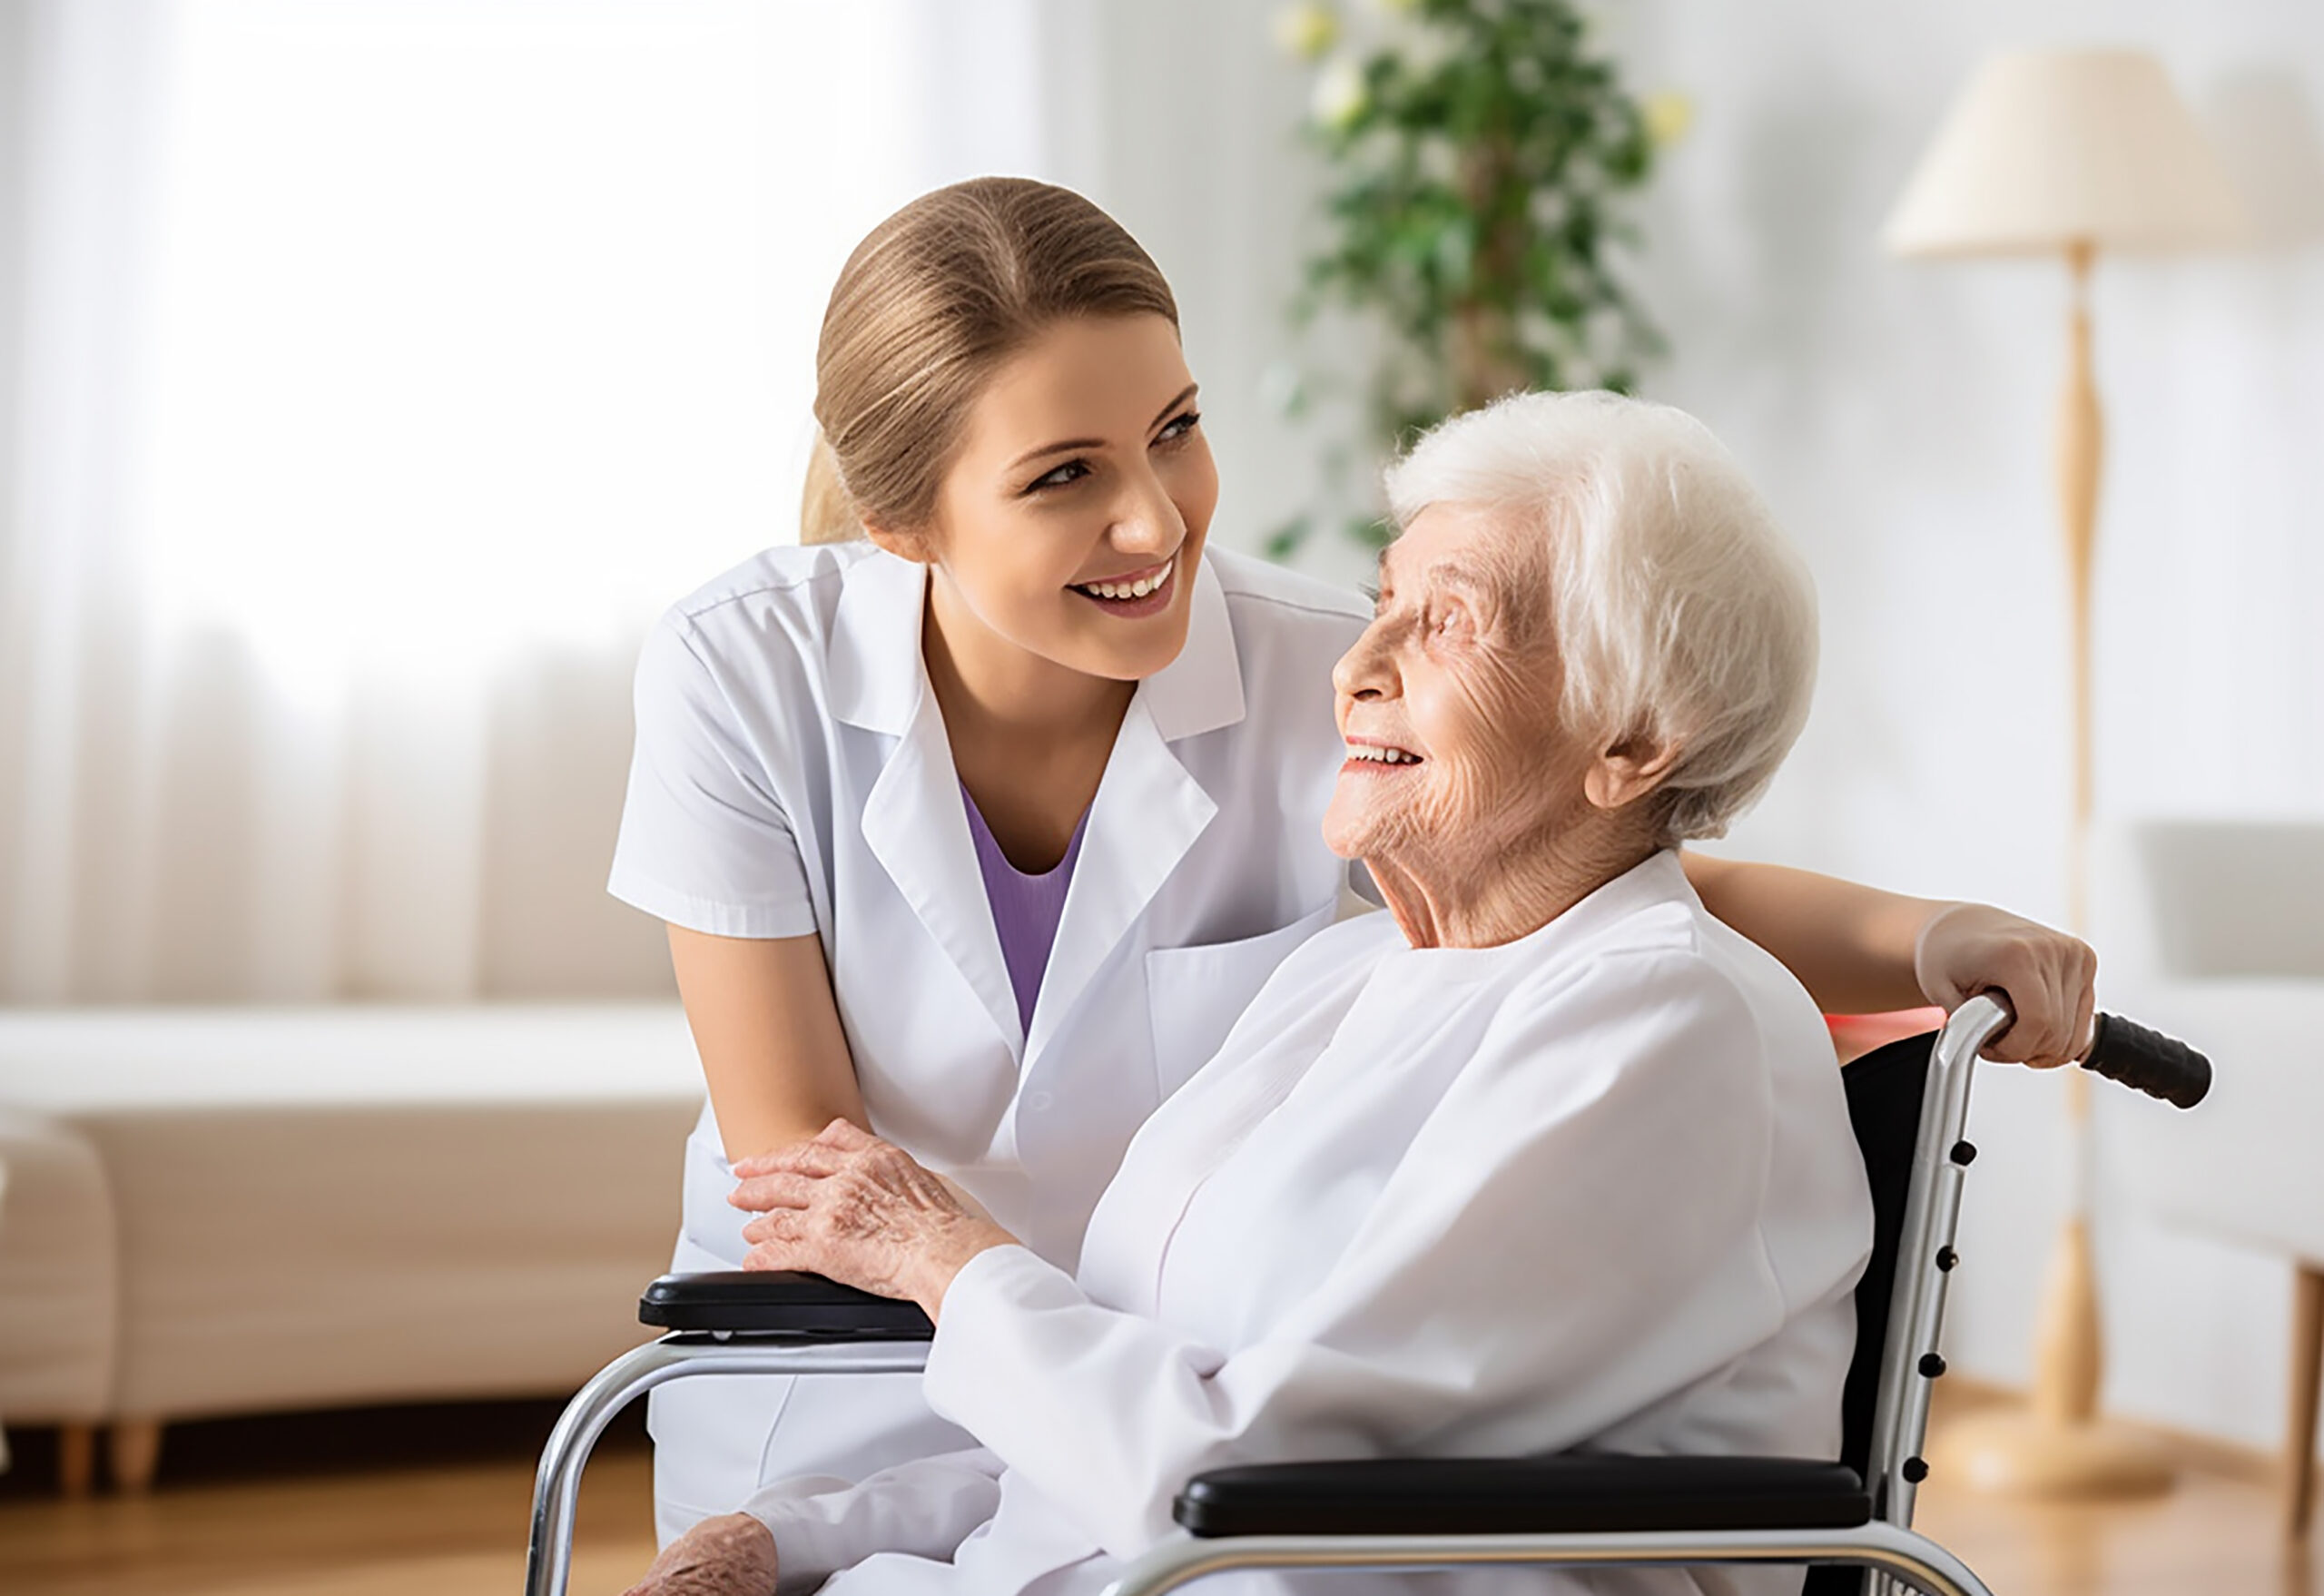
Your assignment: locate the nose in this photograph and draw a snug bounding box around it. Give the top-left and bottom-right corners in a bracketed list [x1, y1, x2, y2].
[1332, 616, 1397, 703]
[1109, 460, 1186, 557]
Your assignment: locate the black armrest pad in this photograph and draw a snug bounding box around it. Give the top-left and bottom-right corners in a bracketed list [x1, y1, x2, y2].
[639, 1271, 934, 1339]
[1176, 1455, 1870, 1538]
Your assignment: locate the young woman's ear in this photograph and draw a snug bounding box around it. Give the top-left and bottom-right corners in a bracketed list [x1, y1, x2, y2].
[863, 520, 938, 566]
[1583, 732, 1682, 813]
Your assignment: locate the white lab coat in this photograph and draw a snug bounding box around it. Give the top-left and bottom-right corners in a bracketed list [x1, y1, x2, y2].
[743, 850, 1876, 1596]
[607, 542, 1369, 1537]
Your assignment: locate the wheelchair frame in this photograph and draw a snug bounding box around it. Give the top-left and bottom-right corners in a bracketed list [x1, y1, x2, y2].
[525, 996, 2015, 1596]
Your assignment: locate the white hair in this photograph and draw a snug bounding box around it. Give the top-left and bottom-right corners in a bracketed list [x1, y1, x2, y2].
[1384, 389, 1818, 843]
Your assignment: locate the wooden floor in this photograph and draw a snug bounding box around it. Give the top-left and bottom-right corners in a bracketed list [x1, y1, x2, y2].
[0, 1399, 2313, 1594]
[0, 1402, 659, 1596]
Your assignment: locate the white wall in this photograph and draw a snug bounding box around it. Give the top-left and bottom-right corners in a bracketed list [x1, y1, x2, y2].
[7, 0, 2310, 1450]
[1621, 0, 2324, 1459]
[1059, 0, 2324, 1453]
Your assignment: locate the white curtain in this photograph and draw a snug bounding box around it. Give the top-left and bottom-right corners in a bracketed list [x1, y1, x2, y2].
[0, 0, 1057, 1001]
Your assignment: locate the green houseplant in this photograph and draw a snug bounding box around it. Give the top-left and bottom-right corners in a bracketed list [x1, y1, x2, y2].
[1271, 0, 1678, 553]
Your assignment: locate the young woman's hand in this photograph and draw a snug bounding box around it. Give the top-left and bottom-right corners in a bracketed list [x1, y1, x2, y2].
[1913, 901, 2098, 1068]
[620, 1512, 777, 1596]
[729, 1120, 1016, 1320]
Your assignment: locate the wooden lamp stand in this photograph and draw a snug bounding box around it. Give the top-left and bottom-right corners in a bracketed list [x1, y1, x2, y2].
[1925, 241, 2171, 1499]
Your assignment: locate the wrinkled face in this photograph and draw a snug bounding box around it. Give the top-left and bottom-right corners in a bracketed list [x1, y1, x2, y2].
[1323, 503, 1591, 873]
[905, 314, 1217, 683]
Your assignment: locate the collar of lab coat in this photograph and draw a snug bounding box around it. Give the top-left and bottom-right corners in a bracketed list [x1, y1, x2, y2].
[830, 547, 1243, 1064]
[824, 546, 1246, 741]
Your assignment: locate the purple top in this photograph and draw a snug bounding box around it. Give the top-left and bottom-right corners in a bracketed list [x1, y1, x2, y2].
[961, 783, 1089, 1036]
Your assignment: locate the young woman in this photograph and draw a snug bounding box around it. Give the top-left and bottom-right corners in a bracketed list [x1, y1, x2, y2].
[607, 177, 2096, 1545]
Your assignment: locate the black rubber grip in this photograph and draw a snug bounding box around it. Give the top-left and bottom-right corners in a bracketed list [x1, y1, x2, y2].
[2081, 1013, 2211, 1109]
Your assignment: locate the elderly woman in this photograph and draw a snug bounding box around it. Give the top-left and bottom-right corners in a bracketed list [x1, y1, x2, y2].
[628, 390, 1875, 1596]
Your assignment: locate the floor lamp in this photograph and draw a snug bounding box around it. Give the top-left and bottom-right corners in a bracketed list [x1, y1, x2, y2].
[1882, 49, 2244, 1498]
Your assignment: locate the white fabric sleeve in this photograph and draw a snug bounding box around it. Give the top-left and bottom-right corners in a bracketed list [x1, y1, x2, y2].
[741, 1447, 1006, 1596]
[922, 951, 1794, 1559]
[606, 612, 819, 938]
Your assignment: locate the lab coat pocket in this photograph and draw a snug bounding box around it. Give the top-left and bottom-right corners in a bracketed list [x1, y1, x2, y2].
[1145, 902, 1336, 1099]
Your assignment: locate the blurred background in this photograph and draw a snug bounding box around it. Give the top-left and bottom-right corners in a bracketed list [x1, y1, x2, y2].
[1, 1, 2319, 1591]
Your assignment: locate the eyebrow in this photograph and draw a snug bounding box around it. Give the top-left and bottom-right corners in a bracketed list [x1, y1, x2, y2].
[1005, 384, 1201, 472]
[1373, 549, 1492, 590]
[1426, 558, 1499, 593]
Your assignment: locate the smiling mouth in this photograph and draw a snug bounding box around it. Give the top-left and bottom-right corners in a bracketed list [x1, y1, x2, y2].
[1344, 743, 1423, 767]
[1071, 557, 1175, 603]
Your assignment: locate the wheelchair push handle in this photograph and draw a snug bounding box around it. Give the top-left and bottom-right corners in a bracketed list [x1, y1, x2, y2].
[2078, 1011, 2211, 1109]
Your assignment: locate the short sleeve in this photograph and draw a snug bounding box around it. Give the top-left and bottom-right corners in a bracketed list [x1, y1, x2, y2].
[606, 613, 820, 939]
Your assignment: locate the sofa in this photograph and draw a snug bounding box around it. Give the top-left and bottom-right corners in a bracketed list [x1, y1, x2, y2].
[2093, 820, 2324, 1534]
[0, 1004, 704, 1491]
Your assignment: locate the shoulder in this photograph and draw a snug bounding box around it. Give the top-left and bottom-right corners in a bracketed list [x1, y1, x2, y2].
[1192, 549, 1366, 746]
[1206, 547, 1369, 654]
[661, 542, 875, 650]
[630, 543, 886, 734]
[1487, 853, 1825, 1087]
[1227, 909, 1407, 1036]
[645, 541, 901, 689]
[1283, 907, 1406, 972]
[1206, 546, 1371, 621]
[1537, 852, 1806, 996]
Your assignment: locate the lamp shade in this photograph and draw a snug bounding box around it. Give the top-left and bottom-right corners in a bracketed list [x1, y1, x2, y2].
[1885, 49, 2246, 258]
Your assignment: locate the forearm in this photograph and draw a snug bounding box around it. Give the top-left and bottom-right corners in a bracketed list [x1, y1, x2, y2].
[1681, 851, 1944, 1014]
[715, 1098, 864, 1168]
[922, 1245, 1246, 1557]
[742, 1448, 1006, 1596]
[893, 1217, 1019, 1322]
[668, 925, 871, 1163]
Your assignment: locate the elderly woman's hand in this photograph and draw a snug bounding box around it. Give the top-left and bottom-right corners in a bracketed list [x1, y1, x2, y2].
[620, 1512, 777, 1596]
[729, 1119, 1016, 1319]
[1914, 901, 2097, 1069]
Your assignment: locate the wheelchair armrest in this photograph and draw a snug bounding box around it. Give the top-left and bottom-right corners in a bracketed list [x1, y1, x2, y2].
[638, 1271, 935, 1339]
[1174, 1454, 1871, 1538]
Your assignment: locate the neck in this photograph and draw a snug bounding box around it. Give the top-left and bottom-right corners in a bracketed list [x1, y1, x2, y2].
[921, 570, 1134, 754]
[1366, 820, 1660, 951]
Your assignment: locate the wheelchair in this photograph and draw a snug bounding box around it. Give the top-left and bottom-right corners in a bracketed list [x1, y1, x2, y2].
[523, 992, 2211, 1596]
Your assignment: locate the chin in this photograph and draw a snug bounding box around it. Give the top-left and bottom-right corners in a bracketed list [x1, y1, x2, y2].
[1079, 611, 1195, 683]
[1320, 800, 1375, 862]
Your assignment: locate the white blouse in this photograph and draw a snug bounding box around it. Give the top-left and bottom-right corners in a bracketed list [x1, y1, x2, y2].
[746, 850, 1875, 1596]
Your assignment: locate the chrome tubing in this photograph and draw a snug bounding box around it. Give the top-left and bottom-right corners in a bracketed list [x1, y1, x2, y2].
[1864, 993, 2008, 1530]
[1101, 1521, 1995, 1596]
[522, 1335, 931, 1596]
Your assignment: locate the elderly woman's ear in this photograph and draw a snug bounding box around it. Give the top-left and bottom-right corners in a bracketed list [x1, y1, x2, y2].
[1582, 731, 1682, 815]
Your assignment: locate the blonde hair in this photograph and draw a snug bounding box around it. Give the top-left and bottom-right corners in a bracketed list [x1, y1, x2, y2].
[800, 178, 1179, 545]
[1384, 390, 1819, 843]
